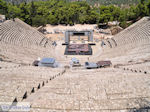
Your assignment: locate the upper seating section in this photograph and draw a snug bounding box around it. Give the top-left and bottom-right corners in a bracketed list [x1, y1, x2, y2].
[0, 18, 52, 48]
[0, 18, 56, 64]
[112, 17, 150, 47]
[101, 17, 150, 50]
[96, 17, 150, 61]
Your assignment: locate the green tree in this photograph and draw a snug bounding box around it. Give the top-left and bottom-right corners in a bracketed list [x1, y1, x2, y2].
[7, 4, 21, 19]
[136, 3, 149, 17]
[127, 5, 137, 21]
[0, 0, 8, 14]
[147, 0, 150, 15]
[19, 2, 31, 23]
[98, 5, 112, 24]
[32, 15, 47, 26]
[1, 0, 149, 27]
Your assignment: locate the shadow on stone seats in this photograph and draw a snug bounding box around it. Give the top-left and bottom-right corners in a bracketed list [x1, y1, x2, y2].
[128, 99, 150, 112]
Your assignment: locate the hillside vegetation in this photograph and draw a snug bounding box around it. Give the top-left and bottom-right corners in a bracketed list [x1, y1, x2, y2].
[0, 0, 150, 28]
[86, 0, 139, 6]
[3, 0, 139, 5]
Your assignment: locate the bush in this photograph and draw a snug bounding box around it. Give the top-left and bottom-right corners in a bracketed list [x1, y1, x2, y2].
[32, 15, 47, 26]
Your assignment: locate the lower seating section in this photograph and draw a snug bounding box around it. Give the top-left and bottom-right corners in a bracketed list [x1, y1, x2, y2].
[0, 61, 20, 69]
[0, 64, 65, 102]
[24, 68, 150, 111]
[118, 61, 150, 74]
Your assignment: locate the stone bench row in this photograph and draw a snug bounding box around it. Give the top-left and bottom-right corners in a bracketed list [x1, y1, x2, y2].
[0, 41, 54, 64]
[101, 17, 150, 52]
[0, 66, 65, 102]
[1, 20, 54, 48]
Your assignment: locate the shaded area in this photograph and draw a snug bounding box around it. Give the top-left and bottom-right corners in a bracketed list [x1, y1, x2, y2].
[128, 98, 150, 112]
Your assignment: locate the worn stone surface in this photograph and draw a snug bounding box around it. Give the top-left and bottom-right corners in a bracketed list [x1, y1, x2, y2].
[22, 68, 150, 112]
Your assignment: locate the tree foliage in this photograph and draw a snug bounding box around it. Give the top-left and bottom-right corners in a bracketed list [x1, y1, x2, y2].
[0, 0, 149, 27]
[3, 0, 139, 6]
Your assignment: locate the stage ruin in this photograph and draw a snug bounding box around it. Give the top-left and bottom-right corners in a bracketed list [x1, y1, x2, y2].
[64, 30, 94, 55]
[64, 44, 92, 55]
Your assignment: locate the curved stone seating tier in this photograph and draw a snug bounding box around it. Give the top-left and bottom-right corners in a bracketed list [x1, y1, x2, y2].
[113, 17, 150, 46]
[119, 62, 150, 74]
[94, 42, 150, 64]
[14, 18, 48, 46]
[111, 38, 117, 45]
[106, 38, 116, 48]
[0, 20, 15, 34]
[15, 18, 45, 38]
[24, 68, 150, 111]
[107, 40, 112, 48]
[0, 41, 54, 64]
[0, 65, 64, 102]
[99, 17, 150, 61]
[0, 19, 53, 48]
[101, 40, 111, 49]
[0, 61, 20, 68]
